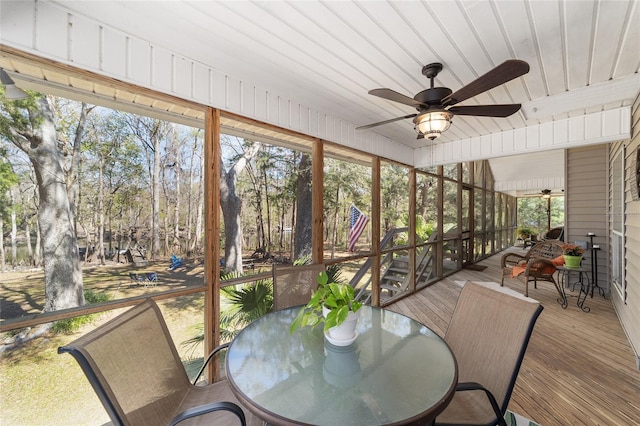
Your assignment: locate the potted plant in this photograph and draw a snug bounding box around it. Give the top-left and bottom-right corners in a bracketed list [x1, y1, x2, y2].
[290, 271, 363, 344]
[562, 243, 585, 268]
[516, 226, 535, 240]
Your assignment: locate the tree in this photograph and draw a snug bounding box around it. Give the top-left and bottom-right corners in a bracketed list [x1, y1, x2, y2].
[293, 153, 312, 259]
[0, 147, 18, 271]
[0, 92, 84, 311]
[220, 136, 262, 273]
[126, 116, 169, 260]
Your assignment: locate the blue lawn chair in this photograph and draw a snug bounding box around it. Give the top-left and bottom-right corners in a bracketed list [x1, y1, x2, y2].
[145, 272, 158, 287]
[169, 255, 183, 270]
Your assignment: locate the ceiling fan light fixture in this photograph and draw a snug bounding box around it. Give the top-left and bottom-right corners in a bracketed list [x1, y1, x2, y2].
[413, 110, 453, 140]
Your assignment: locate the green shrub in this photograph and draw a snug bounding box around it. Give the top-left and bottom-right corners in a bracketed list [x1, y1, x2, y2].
[516, 226, 535, 239]
[51, 290, 111, 334]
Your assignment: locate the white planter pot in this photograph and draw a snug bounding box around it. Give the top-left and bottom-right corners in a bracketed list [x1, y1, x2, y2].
[322, 306, 360, 344]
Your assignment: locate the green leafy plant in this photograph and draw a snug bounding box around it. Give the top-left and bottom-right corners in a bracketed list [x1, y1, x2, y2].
[52, 290, 111, 334]
[290, 271, 362, 334]
[516, 226, 535, 239]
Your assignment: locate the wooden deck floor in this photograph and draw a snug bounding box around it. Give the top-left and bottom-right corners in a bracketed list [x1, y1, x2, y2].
[387, 247, 640, 425]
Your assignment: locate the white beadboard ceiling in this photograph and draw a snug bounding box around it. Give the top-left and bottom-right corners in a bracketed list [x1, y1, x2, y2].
[1, 0, 639, 195]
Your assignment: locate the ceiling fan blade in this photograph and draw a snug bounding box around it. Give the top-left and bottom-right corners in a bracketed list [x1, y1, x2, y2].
[356, 114, 417, 130]
[443, 60, 529, 106]
[369, 88, 422, 107]
[448, 104, 522, 117]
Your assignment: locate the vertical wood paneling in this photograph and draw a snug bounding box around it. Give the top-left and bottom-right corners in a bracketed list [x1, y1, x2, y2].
[70, 17, 100, 69]
[192, 62, 210, 104]
[35, 3, 68, 58]
[101, 28, 127, 76]
[225, 75, 241, 113]
[0, 1, 35, 46]
[151, 47, 172, 92]
[210, 69, 226, 108]
[129, 38, 151, 85]
[173, 55, 191, 97]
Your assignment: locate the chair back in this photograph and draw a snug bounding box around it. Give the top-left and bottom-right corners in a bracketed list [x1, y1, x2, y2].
[444, 282, 543, 420]
[272, 263, 325, 311]
[528, 240, 563, 260]
[59, 299, 191, 426]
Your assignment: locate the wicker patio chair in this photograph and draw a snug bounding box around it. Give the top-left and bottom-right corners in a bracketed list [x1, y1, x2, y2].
[58, 299, 260, 426]
[501, 240, 564, 298]
[434, 281, 543, 426]
[272, 263, 325, 311]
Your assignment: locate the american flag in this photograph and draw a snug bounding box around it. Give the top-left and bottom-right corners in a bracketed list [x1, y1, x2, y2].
[348, 205, 369, 252]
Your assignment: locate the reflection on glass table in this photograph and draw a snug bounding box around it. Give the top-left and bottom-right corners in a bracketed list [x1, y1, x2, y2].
[226, 305, 458, 426]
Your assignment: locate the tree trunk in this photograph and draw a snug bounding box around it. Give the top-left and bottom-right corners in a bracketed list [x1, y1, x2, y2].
[98, 156, 105, 265]
[34, 217, 42, 267]
[25, 219, 33, 266]
[220, 174, 244, 272]
[262, 167, 272, 251]
[186, 134, 198, 253]
[191, 151, 204, 254]
[173, 147, 181, 252]
[0, 218, 5, 272]
[67, 103, 93, 234]
[8, 96, 84, 311]
[10, 188, 17, 267]
[152, 132, 161, 260]
[219, 139, 262, 273]
[294, 153, 312, 261]
[331, 187, 340, 259]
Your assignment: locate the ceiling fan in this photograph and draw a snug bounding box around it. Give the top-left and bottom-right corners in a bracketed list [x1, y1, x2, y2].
[357, 60, 530, 140]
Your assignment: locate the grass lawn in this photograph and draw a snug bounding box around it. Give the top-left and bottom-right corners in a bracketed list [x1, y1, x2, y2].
[1, 260, 208, 425]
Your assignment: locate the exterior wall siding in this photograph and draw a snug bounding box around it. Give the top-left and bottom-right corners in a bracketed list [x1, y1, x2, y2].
[0, 0, 414, 166]
[610, 98, 640, 367]
[566, 145, 609, 291]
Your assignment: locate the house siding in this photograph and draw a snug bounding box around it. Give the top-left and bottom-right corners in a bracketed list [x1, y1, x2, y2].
[610, 97, 640, 368]
[566, 145, 609, 293]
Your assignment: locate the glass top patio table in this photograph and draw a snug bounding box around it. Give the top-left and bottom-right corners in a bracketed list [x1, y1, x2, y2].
[226, 305, 458, 426]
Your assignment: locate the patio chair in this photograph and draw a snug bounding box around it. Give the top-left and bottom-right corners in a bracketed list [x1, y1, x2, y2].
[434, 281, 543, 426]
[128, 272, 145, 287]
[145, 272, 158, 287]
[169, 255, 184, 271]
[272, 263, 325, 311]
[501, 240, 564, 298]
[58, 299, 260, 426]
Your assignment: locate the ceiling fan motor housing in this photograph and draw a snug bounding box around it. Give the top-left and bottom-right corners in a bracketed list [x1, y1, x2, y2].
[414, 87, 452, 108]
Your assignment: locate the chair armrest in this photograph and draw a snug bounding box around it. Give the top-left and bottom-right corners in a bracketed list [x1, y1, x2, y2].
[455, 382, 505, 426]
[169, 401, 246, 426]
[501, 253, 526, 267]
[193, 342, 230, 385]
